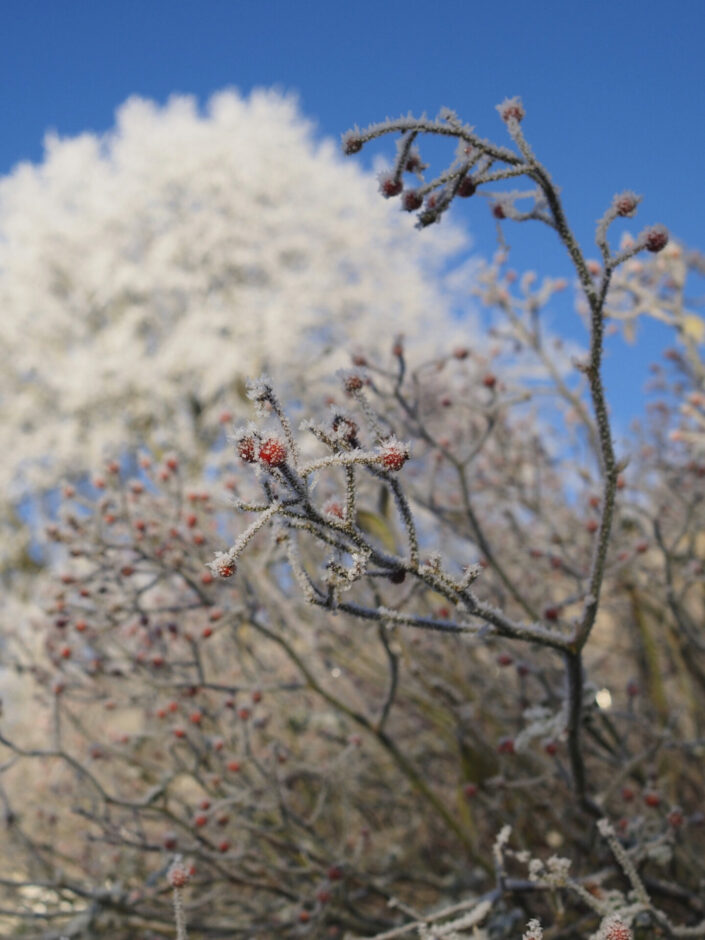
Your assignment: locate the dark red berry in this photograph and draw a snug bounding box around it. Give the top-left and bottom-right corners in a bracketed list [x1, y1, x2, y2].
[403, 190, 424, 212]
[457, 177, 476, 198]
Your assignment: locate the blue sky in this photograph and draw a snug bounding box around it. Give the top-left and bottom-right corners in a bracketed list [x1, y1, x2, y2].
[2, 0, 703, 424]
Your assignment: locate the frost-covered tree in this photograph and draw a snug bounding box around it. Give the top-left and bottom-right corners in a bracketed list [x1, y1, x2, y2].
[0, 88, 469, 501]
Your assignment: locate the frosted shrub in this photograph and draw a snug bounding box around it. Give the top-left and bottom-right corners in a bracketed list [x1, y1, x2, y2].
[1, 99, 704, 938]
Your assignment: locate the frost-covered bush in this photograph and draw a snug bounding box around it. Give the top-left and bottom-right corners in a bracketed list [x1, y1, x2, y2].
[1, 99, 704, 939]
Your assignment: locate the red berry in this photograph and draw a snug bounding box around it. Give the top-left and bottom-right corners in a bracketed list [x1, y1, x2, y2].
[544, 740, 558, 756]
[499, 99, 525, 123]
[316, 888, 331, 904]
[343, 373, 364, 393]
[251, 689, 262, 704]
[492, 204, 506, 219]
[457, 177, 476, 198]
[202, 626, 213, 639]
[497, 653, 513, 667]
[168, 862, 190, 888]
[163, 832, 178, 850]
[218, 840, 230, 853]
[482, 374, 497, 389]
[227, 760, 241, 773]
[463, 783, 478, 799]
[644, 790, 661, 808]
[299, 910, 311, 923]
[173, 727, 186, 739]
[237, 436, 257, 463]
[379, 440, 409, 472]
[189, 711, 203, 725]
[379, 175, 402, 198]
[602, 918, 632, 940]
[544, 606, 560, 622]
[614, 192, 639, 217]
[258, 438, 287, 468]
[327, 865, 343, 881]
[193, 813, 208, 827]
[342, 134, 363, 155]
[644, 226, 668, 253]
[238, 707, 251, 721]
[402, 190, 423, 212]
[667, 808, 684, 828]
[213, 558, 236, 578]
[497, 737, 515, 755]
[199, 798, 211, 810]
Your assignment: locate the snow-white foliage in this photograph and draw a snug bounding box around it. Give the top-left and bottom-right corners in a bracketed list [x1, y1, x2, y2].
[0, 88, 470, 496]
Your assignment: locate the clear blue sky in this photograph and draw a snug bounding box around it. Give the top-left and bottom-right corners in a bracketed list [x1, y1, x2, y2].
[2, 0, 703, 424]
